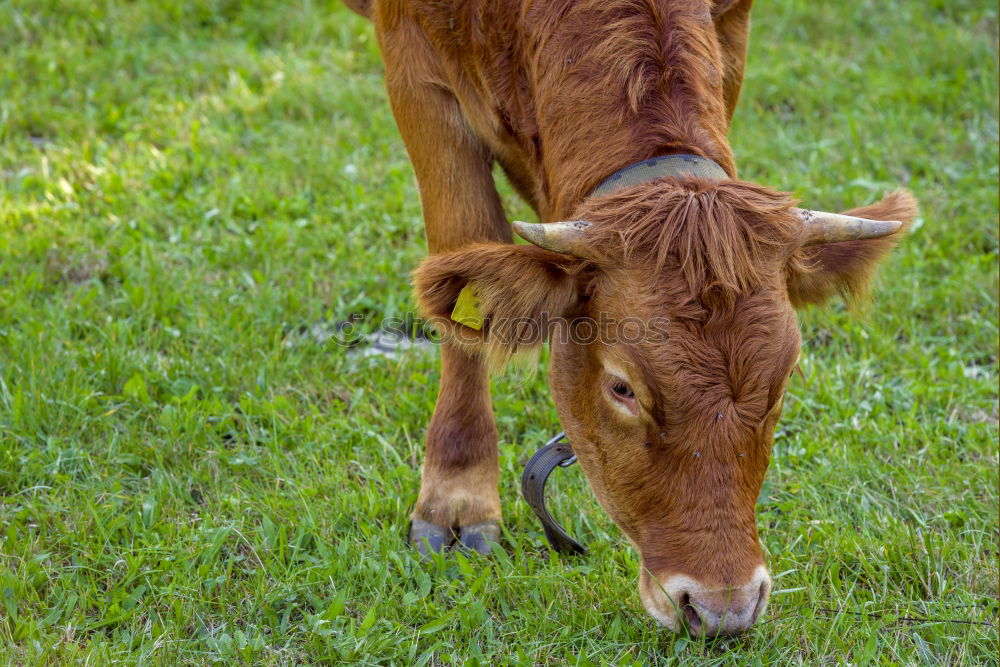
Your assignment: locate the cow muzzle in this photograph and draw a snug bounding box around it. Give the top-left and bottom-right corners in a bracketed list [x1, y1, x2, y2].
[639, 565, 772, 636]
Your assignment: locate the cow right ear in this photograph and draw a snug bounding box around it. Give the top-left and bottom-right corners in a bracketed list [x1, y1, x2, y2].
[785, 190, 918, 308]
[413, 243, 586, 369]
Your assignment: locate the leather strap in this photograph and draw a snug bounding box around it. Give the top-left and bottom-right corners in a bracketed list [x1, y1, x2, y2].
[589, 153, 728, 198]
[520, 432, 587, 555]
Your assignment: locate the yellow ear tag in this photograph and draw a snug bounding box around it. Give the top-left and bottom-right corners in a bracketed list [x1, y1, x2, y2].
[451, 284, 483, 330]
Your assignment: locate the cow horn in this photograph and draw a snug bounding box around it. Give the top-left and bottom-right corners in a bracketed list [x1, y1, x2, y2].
[794, 208, 903, 246]
[512, 220, 596, 258]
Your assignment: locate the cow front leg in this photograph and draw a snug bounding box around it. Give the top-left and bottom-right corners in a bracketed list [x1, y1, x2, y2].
[376, 14, 510, 555]
[409, 345, 501, 555]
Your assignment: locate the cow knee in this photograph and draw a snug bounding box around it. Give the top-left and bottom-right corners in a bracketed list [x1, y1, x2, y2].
[412, 461, 502, 529]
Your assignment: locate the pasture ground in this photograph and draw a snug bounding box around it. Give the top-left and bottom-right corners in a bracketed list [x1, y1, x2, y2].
[1, 0, 997, 663]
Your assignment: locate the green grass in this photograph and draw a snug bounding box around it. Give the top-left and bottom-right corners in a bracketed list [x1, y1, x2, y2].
[0, 0, 997, 663]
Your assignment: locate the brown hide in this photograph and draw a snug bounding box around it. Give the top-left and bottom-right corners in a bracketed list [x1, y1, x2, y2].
[364, 0, 918, 634]
[375, 0, 741, 221]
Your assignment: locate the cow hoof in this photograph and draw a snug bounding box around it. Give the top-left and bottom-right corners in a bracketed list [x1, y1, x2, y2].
[409, 519, 452, 558]
[457, 520, 501, 555]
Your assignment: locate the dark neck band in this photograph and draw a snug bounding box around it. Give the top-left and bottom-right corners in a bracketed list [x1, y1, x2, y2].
[589, 154, 728, 198]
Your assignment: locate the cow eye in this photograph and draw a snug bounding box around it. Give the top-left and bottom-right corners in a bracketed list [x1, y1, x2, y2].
[611, 381, 635, 400]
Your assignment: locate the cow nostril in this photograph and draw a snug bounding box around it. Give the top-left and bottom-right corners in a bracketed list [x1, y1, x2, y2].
[751, 580, 768, 623]
[679, 592, 701, 633]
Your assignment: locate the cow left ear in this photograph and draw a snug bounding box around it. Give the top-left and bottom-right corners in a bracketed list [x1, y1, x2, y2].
[784, 190, 919, 307]
[413, 243, 587, 370]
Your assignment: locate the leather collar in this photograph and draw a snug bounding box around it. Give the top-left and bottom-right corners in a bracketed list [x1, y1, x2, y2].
[589, 153, 728, 199]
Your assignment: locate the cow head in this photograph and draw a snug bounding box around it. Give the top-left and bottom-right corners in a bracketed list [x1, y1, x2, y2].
[413, 179, 917, 636]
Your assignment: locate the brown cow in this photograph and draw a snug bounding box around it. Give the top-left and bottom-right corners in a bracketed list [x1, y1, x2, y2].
[345, 0, 917, 635]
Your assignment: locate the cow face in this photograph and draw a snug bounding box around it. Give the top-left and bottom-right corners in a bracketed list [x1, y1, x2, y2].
[414, 181, 916, 635]
[545, 261, 795, 636]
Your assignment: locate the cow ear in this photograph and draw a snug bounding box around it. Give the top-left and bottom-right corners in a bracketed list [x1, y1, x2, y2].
[785, 190, 919, 308]
[413, 243, 586, 370]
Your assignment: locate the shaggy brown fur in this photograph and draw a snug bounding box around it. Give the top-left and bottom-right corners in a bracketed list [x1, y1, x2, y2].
[416, 180, 916, 366]
[359, 0, 917, 630]
[375, 0, 741, 220]
[577, 177, 806, 297]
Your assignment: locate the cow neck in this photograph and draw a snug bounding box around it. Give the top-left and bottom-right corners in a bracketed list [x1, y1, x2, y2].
[526, 2, 739, 218]
[586, 154, 728, 199]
